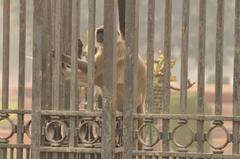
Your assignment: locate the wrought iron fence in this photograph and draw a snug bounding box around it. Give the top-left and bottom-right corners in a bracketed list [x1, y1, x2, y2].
[0, 0, 240, 159]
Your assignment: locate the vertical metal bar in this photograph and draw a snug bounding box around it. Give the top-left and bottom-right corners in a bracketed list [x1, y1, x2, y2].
[59, 0, 69, 111]
[64, 0, 72, 111]
[179, 0, 190, 156]
[0, 0, 9, 159]
[53, 0, 62, 111]
[52, 0, 63, 158]
[123, 0, 139, 159]
[69, 1, 80, 159]
[41, 1, 52, 159]
[2, 0, 10, 110]
[59, 4, 67, 155]
[215, 0, 224, 115]
[46, 0, 56, 157]
[87, 0, 96, 112]
[31, 0, 44, 159]
[51, 0, 56, 110]
[26, 148, 30, 159]
[42, 0, 52, 111]
[86, 1, 96, 158]
[102, 0, 117, 159]
[17, 1, 26, 159]
[232, 0, 240, 154]
[162, 0, 172, 158]
[146, 0, 155, 113]
[77, 0, 81, 113]
[10, 148, 13, 159]
[47, 0, 53, 111]
[118, 0, 126, 39]
[197, 0, 206, 154]
[146, 1, 155, 157]
[180, 0, 190, 114]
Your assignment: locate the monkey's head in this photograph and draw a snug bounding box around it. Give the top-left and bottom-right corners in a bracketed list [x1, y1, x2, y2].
[95, 25, 122, 45]
[82, 25, 121, 58]
[96, 26, 104, 45]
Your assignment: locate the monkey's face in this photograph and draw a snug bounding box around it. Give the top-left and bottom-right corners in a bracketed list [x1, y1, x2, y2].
[96, 27, 104, 44]
[81, 26, 104, 59]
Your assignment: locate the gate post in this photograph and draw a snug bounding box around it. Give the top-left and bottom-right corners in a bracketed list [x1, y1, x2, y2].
[102, 0, 117, 158]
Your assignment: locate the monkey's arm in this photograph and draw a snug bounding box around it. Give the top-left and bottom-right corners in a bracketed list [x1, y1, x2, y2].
[62, 54, 88, 73]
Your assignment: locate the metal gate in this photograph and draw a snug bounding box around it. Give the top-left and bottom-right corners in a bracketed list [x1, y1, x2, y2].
[0, 0, 240, 159]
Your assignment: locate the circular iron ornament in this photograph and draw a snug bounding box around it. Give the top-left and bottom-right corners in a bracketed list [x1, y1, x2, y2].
[0, 117, 15, 140]
[25, 120, 31, 138]
[206, 125, 230, 149]
[45, 120, 68, 144]
[172, 124, 194, 148]
[78, 120, 100, 144]
[137, 123, 160, 147]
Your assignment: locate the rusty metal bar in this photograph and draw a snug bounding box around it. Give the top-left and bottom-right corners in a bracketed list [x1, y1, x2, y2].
[133, 151, 240, 159]
[215, 0, 224, 115]
[162, 0, 172, 158]
[41, 4, 52, 159]
[51, 0, 56, 109]
[102, 0, 117, 158]
[197, 0, 207, 154]
[86, 1, 96, 158]
[146, 0, 155, 113]
[26, 148, 30, 159]
[39, 147, 124, 153]
[0, 109, 32, 114]
[232, 0, 240, 154]
[123, 0, 139, 158]
[60, 1, 69, 112]
[10, 148, 14, 159]
[17, 0, 26, 159]
[87, 0, 96, 111]
[132, 113, 240, 121]
[0, 144, 30, 148]
[70, 0, 80, 129]
[64, 0, 72, 111]
[1, 0, 10, 110]
[1, 3, 10, 157]
[178, 0, 190, 155]
[180, 0, 190, 114]
[49, 1, 60, 155]
[69, 1, 80, 159]
[40, 110, 122, 116]
[146, 1, 155, 156]
[32, 0, 44, 159]
[41, 0, 52, 111]
[53, 0, 62, 111]
[52, 0, 63, 158]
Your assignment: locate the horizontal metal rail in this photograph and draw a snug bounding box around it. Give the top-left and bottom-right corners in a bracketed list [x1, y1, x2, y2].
[133, 113, 240, 121]
[39, 147, 123, 153]
[0, 144, 30, 149]
[0, 110, 32, 114]
[40, 110, 123, 117]
[133, 151, 240, 159]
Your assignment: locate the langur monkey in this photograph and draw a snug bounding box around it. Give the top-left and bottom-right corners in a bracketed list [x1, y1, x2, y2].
[63, 26, 147, 114]
[62, 26, 147, 150]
